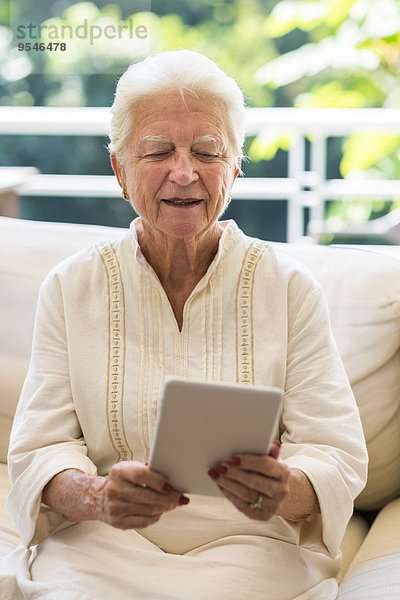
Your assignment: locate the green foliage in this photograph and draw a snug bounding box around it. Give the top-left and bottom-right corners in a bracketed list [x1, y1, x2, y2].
[325, 199, 390, 231]
[264, 0, 358, 37]
[252, 0, 400, 226]
[0, 1, 278, 106]
[341, 133, 400, 176]
[249, 131, 292, 161]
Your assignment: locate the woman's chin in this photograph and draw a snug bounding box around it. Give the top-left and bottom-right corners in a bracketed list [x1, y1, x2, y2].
[160, 221, 206, 239]
[156, 208, 212, 238]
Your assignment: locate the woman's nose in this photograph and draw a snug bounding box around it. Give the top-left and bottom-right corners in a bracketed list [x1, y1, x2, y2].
[168, 151, 199, 185]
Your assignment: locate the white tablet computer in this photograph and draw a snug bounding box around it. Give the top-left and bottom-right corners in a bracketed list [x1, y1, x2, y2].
[148, 377, 283, 497]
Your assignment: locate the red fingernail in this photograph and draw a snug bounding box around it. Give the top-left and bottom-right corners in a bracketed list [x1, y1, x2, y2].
[179, 495, 190, 505]
[145, 462, 149, 466]
[208, 468, 220, 480]
[163, 482, 173, 493]
[215, 464, 227, 475]
[229, 456, 241, 466]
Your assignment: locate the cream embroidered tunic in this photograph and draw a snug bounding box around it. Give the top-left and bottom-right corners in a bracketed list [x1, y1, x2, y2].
[6, 220, 368, 600]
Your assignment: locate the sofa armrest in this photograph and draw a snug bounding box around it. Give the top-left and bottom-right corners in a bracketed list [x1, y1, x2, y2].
[338, 498, 400, 599]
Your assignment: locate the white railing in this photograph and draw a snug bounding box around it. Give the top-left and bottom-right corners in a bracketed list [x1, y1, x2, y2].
[1, 106, 400, 242]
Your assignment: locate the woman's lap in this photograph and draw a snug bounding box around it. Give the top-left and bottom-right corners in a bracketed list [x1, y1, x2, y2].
[19, 521, 340, 600]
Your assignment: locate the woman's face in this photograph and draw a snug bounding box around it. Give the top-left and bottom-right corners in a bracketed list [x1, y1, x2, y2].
[112, 91, 240, 240]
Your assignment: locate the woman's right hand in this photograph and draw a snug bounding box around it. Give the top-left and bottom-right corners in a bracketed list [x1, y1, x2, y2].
[42, 463, 189, 531]
[97, 461, 189, 530]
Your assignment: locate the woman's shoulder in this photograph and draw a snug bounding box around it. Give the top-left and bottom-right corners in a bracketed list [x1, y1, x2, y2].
[40, 230, 132, 292]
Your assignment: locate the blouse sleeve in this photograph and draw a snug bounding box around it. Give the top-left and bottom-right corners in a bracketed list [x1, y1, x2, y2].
[7, 273, 97, 547]
[280, 276, 368, 559]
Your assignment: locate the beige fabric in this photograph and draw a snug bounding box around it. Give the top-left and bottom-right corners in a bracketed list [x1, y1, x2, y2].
[0, 464, 19, 560]
[340, 514, 369, 577]
[0, 357, 32, 465]
[346, 498, 400, 568]
[337, 553, 400, 600]
[338, 472, 400, 600]
[0, 516, 368, 600]
[0, 217, 125, 463]
[17, 520, 339, 600]
[274, 243, 400, 510]
[5, 220, 367, 599]
[338, 480, 400, 597]
[0, 464, 20, 599]
[2, 217, 399, 504]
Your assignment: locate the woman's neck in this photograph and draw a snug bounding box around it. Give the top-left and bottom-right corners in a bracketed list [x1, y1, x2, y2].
[135, 219, 223, 288]
[135, 220, 224, 330]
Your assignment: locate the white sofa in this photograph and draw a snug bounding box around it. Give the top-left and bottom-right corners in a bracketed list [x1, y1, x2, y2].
[0, 215, 400, 598]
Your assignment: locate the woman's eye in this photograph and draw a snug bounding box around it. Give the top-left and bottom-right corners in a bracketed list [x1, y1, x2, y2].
[194, 152, 218, 159]
[146, 151, 172, 158]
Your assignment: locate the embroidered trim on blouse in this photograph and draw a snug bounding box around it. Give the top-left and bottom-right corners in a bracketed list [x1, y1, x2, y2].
[97, 241, 133, 462]
[235, 240, 267, 384]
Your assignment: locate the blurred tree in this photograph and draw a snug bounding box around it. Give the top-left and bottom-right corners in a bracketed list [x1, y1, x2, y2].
[253, 0, 400, 229]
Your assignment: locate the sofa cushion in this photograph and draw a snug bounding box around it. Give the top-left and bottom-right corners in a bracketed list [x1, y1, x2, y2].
[274, 243, 400, 510]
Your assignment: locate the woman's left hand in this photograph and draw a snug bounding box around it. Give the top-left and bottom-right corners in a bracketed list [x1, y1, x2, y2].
[208, 441, 290, 521]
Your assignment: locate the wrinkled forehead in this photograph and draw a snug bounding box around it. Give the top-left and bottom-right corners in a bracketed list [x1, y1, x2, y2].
[129, 90, 231, 148]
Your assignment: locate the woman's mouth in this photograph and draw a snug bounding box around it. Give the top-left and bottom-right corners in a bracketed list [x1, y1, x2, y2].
[161, 198, 203, 207]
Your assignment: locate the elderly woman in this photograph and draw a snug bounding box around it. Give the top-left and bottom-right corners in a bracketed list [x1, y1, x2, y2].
[6, 50, 367, 600]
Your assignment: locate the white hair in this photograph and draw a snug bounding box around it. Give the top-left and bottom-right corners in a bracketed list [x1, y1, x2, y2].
[108, 50, 246, 163]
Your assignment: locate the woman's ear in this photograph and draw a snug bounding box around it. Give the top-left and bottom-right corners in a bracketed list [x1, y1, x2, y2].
[233, 157, 242, 180]
[110, 153, 126, 191]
